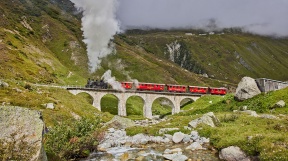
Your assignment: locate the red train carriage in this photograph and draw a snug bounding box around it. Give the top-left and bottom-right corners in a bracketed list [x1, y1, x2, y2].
[188, 86, 209, 94]
[137, 82, 165, 92]
[209, 87, 227, 95]
[167, 84, 187, 93]
[121, 82, 133, 89]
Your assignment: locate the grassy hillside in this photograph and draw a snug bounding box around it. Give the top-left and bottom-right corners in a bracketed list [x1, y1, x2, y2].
[126, 87, 288, 160]
[0, 0, 88, 85]
[116, 29, 288, 84]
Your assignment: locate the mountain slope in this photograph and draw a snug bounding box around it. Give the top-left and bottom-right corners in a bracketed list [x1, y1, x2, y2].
[1, 0, 288, 88]
[116, 29, 288, 84]
[0, 0, 88, 84]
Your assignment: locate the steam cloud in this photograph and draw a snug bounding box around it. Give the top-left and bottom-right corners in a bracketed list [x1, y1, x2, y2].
[70, 0, 120, 72]
[101, 70, 125, 92]
[117, 0, 288, 36]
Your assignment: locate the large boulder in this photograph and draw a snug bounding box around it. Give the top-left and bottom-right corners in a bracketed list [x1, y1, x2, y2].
[188, 112, 220, 128]
[219, 146, 250, 161]
[104, 115, 135, 129]
[235, 77, 261, 101]
[0, 106, 47, 161]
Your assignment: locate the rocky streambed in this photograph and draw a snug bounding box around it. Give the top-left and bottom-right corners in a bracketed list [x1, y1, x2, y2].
[82, 113, 223, 161]
[82, 128, 219, 161]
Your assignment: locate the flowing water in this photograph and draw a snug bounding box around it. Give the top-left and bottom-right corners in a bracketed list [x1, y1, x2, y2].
[82, 142, 220, 161]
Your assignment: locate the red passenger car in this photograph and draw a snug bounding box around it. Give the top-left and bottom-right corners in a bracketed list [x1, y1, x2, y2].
[209, 87, 227, 95]
[121, 82, 133, 89]
[167, 84, 187, 93]
[137, 83, 165, 92]
[188, 86, 209, 94]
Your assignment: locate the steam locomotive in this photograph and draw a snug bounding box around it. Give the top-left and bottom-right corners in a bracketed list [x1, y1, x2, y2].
[85, 79, 227, 95]
[85, 78, 108, 89]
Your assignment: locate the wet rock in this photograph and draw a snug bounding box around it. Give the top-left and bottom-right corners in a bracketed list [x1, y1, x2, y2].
[120, 152, 129, 161]
[163, 153, 188, 161]
[235, 77, 261, 101]
[219, 146, 250, 161]
[164, 134, 173, 140]
[188, 112, 220, 128]
[135, 155, 144, 161]
[196, 137, 210, 144]
[182, 134, 191, 143]
[170, 148, 182, 153]
[190, 131, 200, 141]
[186, 142, 203, 151]
[0, 106, 47, 161]
[172, 132, 185, 143]
[132, 134, 149, 144]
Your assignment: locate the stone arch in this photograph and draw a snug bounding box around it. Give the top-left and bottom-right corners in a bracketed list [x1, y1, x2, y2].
[125, 95, 145, 116]
[151, 96, 176, 117]
[100, 93, 120, 115]
[179, 97, 195, 109]
[68, 90, 99, 110]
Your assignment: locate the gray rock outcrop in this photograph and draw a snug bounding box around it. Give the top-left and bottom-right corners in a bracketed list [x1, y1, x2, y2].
[260, 114, 279, 120]
[235, 77, 261, 101]
[163, 148, 188, 161]
[172, 132, 185, 143]
[46, 103, 54, 109]
[0, 80, 9, 88]
[0, 106, 47, 161]
[188, 112, 220, 128]
[219, 146, 250, 161]
[273, 100, 286, 108]
[104, 115, 135, 129]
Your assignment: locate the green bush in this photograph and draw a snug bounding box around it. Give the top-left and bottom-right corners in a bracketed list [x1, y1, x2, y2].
[44, 118, 103, 160]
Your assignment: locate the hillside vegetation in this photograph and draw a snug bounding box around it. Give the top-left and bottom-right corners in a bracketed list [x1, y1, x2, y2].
[116, 29, 288, 84]
[0, 0, 88, 85]
[126, 87, 288, 161]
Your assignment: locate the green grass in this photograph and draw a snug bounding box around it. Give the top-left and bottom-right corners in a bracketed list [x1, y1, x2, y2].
[0, 80, 108, 127]
[125, 88, 288, 160]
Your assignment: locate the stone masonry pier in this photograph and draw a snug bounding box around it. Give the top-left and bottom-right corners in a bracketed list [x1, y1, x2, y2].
[68, 88, 201, 119]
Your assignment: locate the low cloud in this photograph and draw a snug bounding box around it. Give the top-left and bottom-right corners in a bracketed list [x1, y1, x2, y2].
[117, 0, 288, 36]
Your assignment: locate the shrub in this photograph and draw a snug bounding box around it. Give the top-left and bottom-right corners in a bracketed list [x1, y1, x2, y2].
[44, 118, 103, 160]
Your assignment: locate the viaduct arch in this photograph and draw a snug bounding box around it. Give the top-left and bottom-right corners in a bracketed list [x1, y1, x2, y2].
[68, 89, 200, 119]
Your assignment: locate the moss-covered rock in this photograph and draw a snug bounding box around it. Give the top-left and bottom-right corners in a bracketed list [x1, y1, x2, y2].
[0, 106, 47, 161]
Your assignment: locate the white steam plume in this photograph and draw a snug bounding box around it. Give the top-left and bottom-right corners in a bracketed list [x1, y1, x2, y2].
[70, 0, 120, 72]
[101, 70, 125, 92]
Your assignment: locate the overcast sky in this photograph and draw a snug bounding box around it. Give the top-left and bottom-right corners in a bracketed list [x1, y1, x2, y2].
[116, 0, 288, 36]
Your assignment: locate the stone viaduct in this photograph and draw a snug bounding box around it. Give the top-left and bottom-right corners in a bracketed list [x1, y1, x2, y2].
[67, 88, 201, 119]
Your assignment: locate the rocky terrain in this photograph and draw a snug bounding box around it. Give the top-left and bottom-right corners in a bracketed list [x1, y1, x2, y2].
[1, 0, 288, 160]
